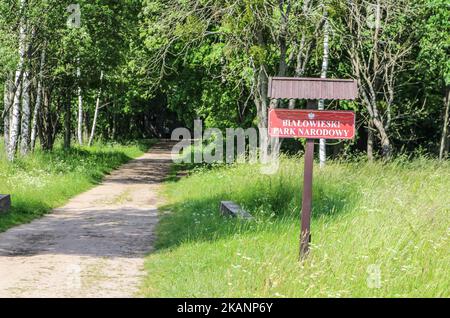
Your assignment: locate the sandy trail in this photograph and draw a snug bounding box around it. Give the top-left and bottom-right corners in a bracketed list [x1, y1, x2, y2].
[0, 141, 174, 298]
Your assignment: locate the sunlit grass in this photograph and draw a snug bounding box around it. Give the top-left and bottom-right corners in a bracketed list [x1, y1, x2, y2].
[142, 156, 450, 297]
[0, 139, 155, 232]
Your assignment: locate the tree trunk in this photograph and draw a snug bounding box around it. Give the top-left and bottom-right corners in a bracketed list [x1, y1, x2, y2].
[8, 0, 27, 161]
[76, 63, 83, 145]
[373, 116, 392, 159]
[288, 0, 313, 110]
[64, 90, 71, 150]
[83, 111, 90, 142]
[318, 4, 329, 168]
[254, 29, 270, 161]
[20, 71, 31, 155]
[367, 119, 374, 161]
[439, 84, 450, 160]
[268, 1, 293, 160]
[112, 112, 117, 140]
[31, 48, 45, 151]
[88, 71, 104, 146]
[3, 78, 12, 152]
[8, 73, 23, 161]
[371, 0, 392, 160]
[38, 88, 59, 151]
[255, 64, 270, 162]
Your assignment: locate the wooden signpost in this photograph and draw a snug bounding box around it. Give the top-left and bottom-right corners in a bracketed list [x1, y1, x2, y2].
[268, 109, 356, 140]
[267, 77, 358, 260]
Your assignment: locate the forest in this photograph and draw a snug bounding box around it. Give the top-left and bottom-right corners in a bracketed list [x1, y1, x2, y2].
[0, 0, 449, 161]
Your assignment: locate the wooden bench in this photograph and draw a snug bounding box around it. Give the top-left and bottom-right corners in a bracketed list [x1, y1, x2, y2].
[220, 201, 254, 220]
[0, 195, 11, 214]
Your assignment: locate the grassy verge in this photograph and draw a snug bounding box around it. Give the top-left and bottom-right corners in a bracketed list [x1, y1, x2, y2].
[142, 156, 449, 297]
[0, 139, 155, 232]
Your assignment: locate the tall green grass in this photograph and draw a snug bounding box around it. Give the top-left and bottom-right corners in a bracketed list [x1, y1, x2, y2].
[0, 139, 155, 232]
[142, 156, 449, 297]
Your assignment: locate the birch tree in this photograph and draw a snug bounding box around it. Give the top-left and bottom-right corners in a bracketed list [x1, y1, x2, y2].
[20, 70, 30, 155]
[88, 70, 104, 146]
[76, 62, 83, 146]
[8, 2, 27, 160]
[3, 77, 12, 151]
[141, 0, 319, 159]
[440, 88, 450, 159]
[288, 0, 317, 109]
[30, 48, 45, 151]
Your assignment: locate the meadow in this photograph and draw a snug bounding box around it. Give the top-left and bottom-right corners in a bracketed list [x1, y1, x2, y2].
[142, 156, 450, 297]
[0, 139, 154, 232]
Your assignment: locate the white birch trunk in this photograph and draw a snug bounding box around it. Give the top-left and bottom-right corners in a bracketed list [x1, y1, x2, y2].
[3, 79, 12, 152]
[8, 76, 22, 161]
[88, 71, 104, 146]
[77, 62, 83, 146]
[31, 48, 45, 151]
[318, 5, 329, 168]
[20, 72, 30, 155]
[8, 3, 27, 161]
[439, 85, 450, 160]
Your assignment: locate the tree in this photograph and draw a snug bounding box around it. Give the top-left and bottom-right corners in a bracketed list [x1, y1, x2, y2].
[318, 2, 330, 167]
[7, 0, 27, 161]
[342, 0, 418, 159]
[417, 0, 450, 160]
[1, 0, 448, 161]
[30, 48, 45, 151]
[140, 0, 320, 159]
[88, 70, 103, 146]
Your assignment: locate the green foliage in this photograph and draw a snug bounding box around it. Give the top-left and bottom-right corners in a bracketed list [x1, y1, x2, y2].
[136, 0, 450, 156]
[418, 0, 450, 84]
[1, 0, 449, 153]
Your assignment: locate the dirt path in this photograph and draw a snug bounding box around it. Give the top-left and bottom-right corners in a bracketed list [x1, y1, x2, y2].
[0, 141, 174, 298]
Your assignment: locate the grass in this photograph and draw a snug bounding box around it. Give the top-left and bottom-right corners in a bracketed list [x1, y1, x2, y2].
[141, 155, 450, 298]
[0, 139, 155, 232]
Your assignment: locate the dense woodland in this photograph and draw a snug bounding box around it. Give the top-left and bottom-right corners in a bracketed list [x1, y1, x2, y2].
[0, 0, 449, 161]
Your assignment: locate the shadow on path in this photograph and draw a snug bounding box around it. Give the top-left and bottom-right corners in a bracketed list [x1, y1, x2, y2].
[0, 140, 175, 297]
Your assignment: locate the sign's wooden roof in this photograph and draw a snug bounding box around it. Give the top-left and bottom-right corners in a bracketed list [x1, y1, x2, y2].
[268, 77, 358, 100]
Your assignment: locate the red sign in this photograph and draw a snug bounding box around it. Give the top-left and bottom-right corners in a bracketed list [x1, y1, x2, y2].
[268, 109, 355, 140]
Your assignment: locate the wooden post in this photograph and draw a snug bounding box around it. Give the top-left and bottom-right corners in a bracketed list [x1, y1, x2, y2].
[300, 139, 314, 259]
[267, 77, 357, 260]
[300, 101, 317, 260]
